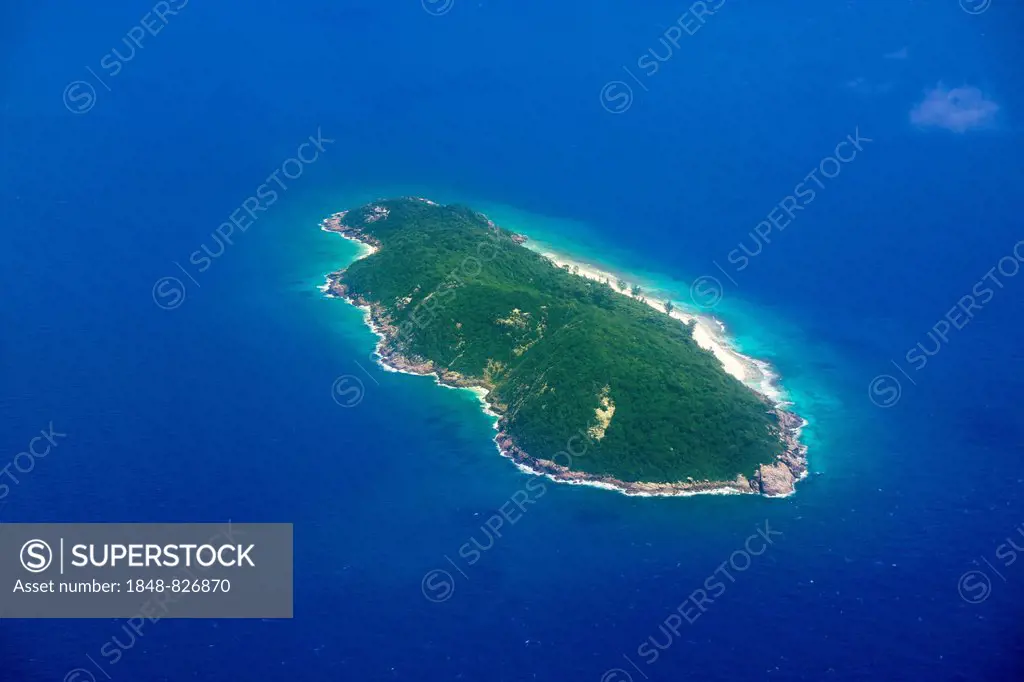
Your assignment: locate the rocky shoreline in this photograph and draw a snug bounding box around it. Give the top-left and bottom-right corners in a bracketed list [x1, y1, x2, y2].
[321, 208, 809, 498]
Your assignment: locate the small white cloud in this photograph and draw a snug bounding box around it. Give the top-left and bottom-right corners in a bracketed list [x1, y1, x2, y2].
[910, 83, 998, 133]
[885, 46, 909, 60]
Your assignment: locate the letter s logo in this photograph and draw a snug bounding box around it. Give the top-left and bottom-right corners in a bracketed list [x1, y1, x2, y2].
[20, 539, 53, 573]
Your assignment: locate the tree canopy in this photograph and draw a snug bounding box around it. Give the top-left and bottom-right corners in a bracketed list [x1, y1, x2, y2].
[339, 198, 784, 483]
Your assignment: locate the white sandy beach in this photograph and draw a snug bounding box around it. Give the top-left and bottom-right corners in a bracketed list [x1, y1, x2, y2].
[533, 249, 788, 405]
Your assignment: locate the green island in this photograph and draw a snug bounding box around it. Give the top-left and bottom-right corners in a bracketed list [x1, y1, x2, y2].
[322, 197, 807, 496]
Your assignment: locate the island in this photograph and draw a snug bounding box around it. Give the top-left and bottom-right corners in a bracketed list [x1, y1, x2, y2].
[321, 197, 807, 497]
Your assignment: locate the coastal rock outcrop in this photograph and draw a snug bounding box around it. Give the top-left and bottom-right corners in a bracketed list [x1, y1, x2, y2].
[756, 461, 796, 497]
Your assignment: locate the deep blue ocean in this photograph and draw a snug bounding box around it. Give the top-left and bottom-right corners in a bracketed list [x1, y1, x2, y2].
[2, 1, 1023, 680]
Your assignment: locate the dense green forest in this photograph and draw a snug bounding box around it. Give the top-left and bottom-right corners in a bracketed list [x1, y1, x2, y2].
[338, 198, 784, 483]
